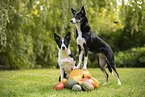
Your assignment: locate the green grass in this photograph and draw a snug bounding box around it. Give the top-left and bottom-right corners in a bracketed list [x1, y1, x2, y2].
[0, 68, 145, 97]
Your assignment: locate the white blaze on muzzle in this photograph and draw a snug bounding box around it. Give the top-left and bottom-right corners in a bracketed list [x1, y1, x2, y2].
[71, 18, 77, 23]
[71, 17, 81, 24]
[61, 38, 67, 50]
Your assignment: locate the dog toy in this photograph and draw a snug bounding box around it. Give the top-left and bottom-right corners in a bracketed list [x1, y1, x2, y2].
[83, 74, 99, 88]
[55, 69, 99, 91]
[81, 77, 95, 87]
[72, 85, 82, 91]
[69, 69, 92, 78]
[55, 82, 65, 90]
[65, 78, 77, 89]
[61, 78, 67, 84]
[77, 81, 94, 91]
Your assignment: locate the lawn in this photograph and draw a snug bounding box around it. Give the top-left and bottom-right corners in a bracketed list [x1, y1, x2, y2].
[0, 68, 145, 97]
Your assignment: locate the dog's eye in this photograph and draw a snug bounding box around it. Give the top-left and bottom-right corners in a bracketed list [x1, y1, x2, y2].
[58, 42, 61, 45]
[76, 16, 80, 19]
[59, 41, 62, 45]
[64, 41, 67, 45]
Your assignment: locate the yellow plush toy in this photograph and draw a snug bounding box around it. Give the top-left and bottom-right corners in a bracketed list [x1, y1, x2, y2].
[69, 69, 92, 79]
[62, 69, 99, 91]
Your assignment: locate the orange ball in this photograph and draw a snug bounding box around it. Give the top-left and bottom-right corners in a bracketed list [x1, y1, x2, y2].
[61, 78, 67, 84]
[55, 82, 65, 90]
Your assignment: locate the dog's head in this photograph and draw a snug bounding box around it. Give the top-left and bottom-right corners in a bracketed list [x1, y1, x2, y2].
[70, 6, 86, 24]
[54, 32, 71, 50]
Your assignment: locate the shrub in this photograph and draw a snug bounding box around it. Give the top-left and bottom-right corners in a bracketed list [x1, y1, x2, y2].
[115, 46, 145, 67]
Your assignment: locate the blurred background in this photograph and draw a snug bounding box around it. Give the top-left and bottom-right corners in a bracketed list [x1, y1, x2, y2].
[0, 0, 145, 70]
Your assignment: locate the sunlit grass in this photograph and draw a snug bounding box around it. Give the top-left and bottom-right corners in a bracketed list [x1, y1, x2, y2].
[0, 68, 145, 97]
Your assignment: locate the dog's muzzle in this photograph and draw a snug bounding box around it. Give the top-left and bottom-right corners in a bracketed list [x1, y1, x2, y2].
[70, 18, 77, 24]
[70, 20, 73, 23]
[70, 18, 81, 24]
[62, 46, 65, 50]
[70, 19, 75, 24]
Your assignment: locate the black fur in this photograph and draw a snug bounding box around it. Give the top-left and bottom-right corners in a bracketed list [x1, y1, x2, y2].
[72, 7, 116, 70]
[54, 32, 71, 49]
[71, 6, 121, 85]
[68, 53, 76, 61]
[59, 71, 67, 82]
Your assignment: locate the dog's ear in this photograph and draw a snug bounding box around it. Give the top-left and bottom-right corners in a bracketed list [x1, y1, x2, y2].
[54, 33, 60, 43]
[80, 6, 85, 16]
[65, 31, 71, 42]
[71, 8, 76, 15]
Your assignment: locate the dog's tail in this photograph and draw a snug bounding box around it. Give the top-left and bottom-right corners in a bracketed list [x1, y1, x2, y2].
[104, 52, 113, 74]
[107, 62, 112, 74]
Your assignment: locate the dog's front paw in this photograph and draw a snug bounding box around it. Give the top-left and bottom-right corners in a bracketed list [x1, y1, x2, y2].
[103, 82, 107, 85]
[82, 66, 87, 70]
[111, 72, 114, 75]
[73, 66, 77, 69]
[73, 66, 79, 69]
[74, 64, 81, 69]
[118, 82, 121, 85]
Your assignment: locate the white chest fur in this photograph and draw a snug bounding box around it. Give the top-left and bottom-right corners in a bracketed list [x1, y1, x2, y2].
[76, 24, 86, 49]
[58, 49, 75, 74]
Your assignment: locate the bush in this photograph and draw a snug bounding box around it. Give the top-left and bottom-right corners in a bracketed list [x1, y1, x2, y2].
[115, 47, 145, 67]
[1, 0, 145, 69]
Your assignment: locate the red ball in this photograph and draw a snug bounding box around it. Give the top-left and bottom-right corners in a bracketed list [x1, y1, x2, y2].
[55, 82, 65, 90]
[81, 78, 95, 87]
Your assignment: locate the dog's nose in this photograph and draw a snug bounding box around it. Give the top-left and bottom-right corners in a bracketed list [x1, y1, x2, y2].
[62, 47, 65, 50]
[70, 20, 73, 23]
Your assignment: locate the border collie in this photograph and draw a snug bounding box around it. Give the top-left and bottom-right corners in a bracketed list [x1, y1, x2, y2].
[54, 32, 76, 82]
[70, 6, 121, 85]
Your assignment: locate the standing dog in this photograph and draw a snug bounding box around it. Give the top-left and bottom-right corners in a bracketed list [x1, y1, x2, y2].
[54, 32, 76, 81]
[70, 6, 121, 85]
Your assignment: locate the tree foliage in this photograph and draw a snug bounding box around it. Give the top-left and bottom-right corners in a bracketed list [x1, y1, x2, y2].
[0, 0, 145, 69]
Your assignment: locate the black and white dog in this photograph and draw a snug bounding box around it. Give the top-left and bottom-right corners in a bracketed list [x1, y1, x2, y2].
[54, 32, 76, 81]
[70, 6, 121, 85]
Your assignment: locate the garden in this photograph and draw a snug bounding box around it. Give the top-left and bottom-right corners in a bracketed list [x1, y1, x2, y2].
[0, 0, 145, 96]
